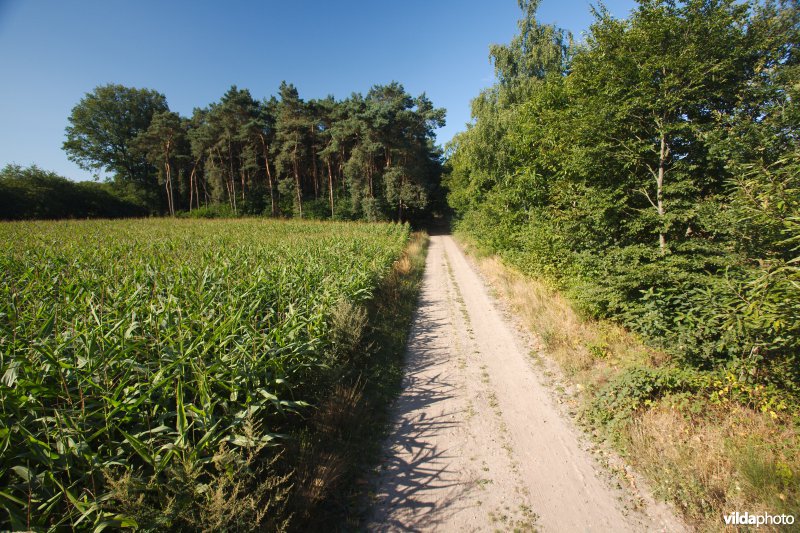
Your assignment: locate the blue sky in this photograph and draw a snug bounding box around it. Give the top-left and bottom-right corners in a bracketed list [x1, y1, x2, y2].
[0, 0, 636, 181]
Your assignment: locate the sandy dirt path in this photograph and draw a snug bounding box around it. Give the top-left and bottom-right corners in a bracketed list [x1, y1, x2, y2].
[369, 235, 683, 532]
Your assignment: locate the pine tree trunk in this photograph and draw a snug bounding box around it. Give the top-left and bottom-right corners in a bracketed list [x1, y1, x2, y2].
[260, 134, 277, 217]
[164, 141, 175, 216]
[327, 158, 334, 218]
[164, 160, 174, 216]
[339, 152, 345, 193]
[228, 141, 237, 215]
[293, 144, 303, 218]
[215, 147, 233, 211]
[312, 146, 319, 199]
[367, 163, 374, 198]
[231, 177, 237, 215]
[188, 165, 196, 212]
[189, 157, 202, 211]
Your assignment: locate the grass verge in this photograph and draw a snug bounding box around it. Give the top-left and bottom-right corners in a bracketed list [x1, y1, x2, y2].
[456, 233, 799, 532]
[286, 231, 429, 530]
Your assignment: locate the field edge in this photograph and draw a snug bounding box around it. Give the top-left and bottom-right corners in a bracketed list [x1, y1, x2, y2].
[288, 231, 430, 530]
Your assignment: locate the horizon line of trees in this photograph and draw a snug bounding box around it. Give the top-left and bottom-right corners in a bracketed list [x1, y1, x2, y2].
[0, 164, 146, 220]
[3, 81, 446, 223]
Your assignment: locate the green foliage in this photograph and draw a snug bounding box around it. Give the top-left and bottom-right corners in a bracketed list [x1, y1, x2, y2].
[63, 84, 169, 210]
[57, 80, 445, 224]
[135, 110, 186, 216]
[0, 164, 146, 220]
[589, 364, 795, 433]
[589, 366, 709, 427]
[0, 219, 409, 530]
[447, 0, 800, 405]
[175, 204, 237, 219]
[489, 0, 572, 86]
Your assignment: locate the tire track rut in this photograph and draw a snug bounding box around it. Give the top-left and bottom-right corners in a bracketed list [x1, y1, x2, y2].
[369, 235, 682, 532]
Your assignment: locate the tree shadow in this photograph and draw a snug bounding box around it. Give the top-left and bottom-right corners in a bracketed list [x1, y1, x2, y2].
[369, 289, 477, 531]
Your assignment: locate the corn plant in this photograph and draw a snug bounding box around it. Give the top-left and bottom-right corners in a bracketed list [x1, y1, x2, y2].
[0, 219, 408, 531]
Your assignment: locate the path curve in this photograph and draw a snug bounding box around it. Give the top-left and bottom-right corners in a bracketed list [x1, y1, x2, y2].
[369, 235, 683, 532]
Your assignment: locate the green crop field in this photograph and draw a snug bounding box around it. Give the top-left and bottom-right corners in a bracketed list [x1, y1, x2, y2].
[0, 218, 410, 530]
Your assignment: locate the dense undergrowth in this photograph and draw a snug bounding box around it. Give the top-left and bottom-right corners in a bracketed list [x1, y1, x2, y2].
[447, 0, 800, 404]
[447, 0, 799, 527]
[0, 219, 418, 531]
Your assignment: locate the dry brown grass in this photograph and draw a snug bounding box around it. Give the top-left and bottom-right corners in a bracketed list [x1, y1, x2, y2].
[387, 232, 425, 284]
[472, 252, 665, 386]
[627, 403, 800, 531]
[295, 382, 365, 509]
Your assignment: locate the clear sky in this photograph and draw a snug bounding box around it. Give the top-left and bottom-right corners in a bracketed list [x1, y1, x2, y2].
[0, 0, 637, 181]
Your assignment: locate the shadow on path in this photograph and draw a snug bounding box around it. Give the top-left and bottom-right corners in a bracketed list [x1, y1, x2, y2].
[371, 287, 475, 531]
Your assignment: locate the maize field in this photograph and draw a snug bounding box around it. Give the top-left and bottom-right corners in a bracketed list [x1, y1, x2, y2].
[0, 218, 409, 530]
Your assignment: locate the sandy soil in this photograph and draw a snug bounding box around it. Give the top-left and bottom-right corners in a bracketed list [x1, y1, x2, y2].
[368, 235, 685, 532]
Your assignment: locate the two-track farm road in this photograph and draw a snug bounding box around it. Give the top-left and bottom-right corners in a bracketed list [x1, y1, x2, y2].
[369, 235, 684, 532]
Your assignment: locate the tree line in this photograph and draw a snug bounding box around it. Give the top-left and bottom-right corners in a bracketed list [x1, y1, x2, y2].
[0, 164, 146, 220]
[447, 0, 799, 397]
[3, 81, 446, 222]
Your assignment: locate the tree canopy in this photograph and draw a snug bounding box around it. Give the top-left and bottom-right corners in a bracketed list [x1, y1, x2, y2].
[58, 81, 446, 223]
[63, 84, 169, 211]
[446, 0, 800, 395]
